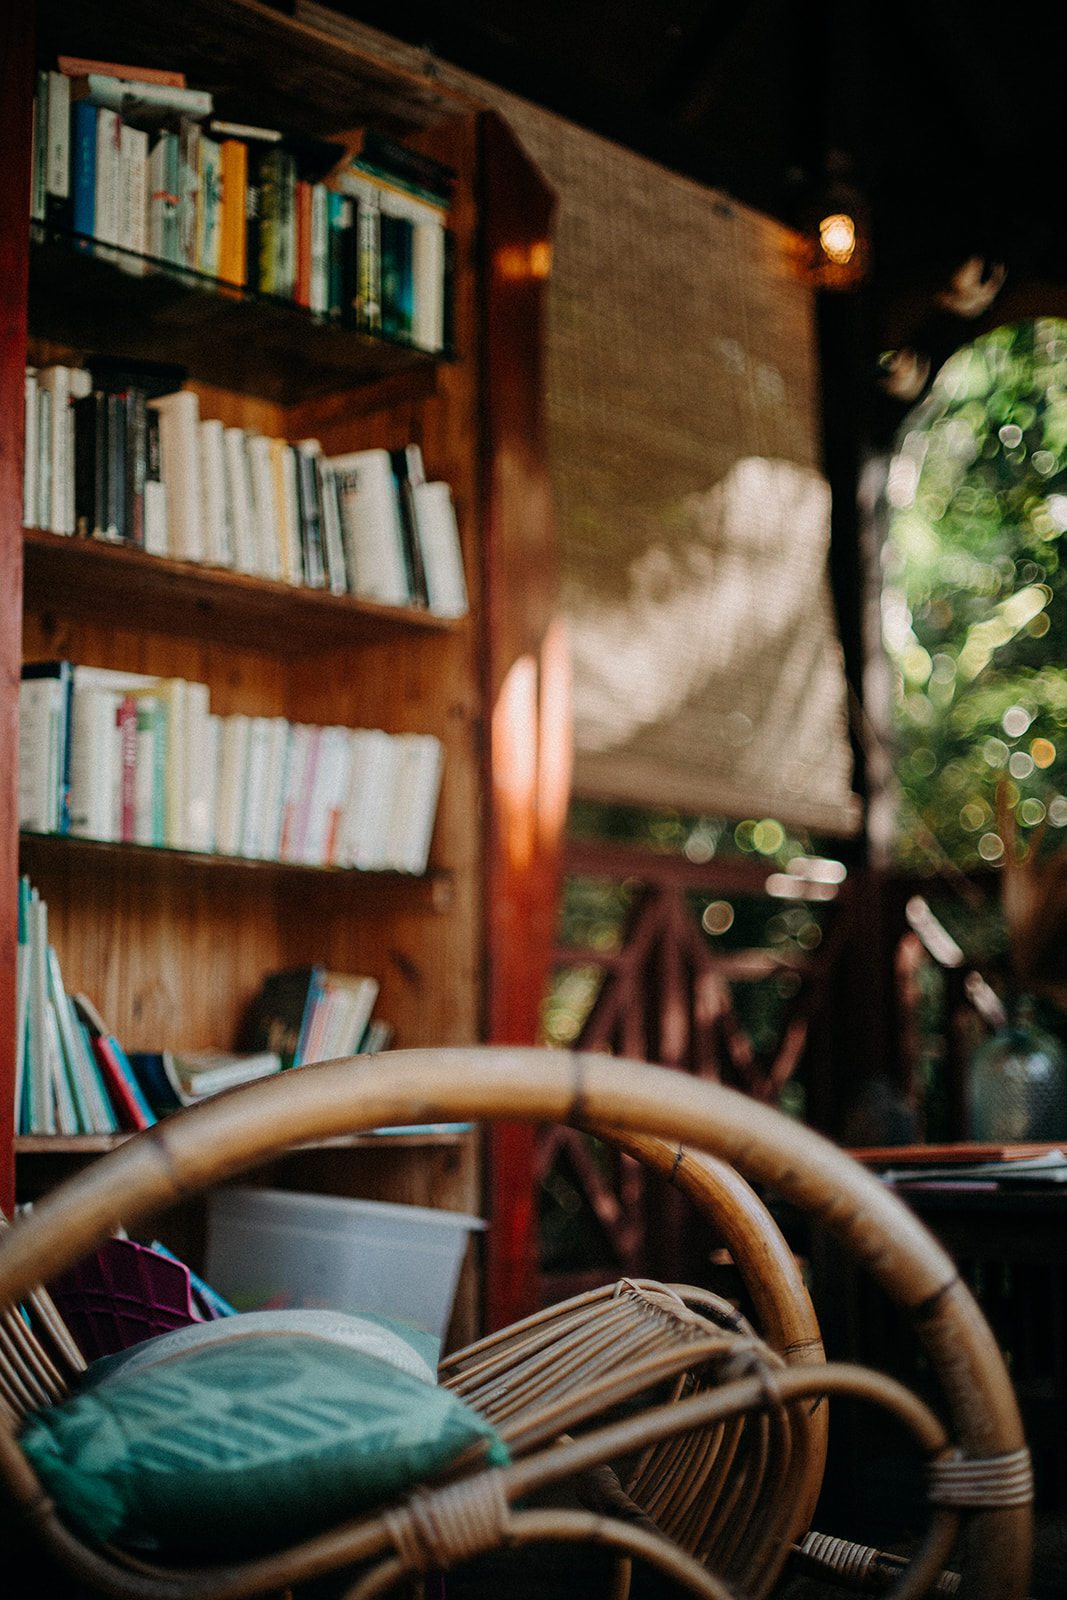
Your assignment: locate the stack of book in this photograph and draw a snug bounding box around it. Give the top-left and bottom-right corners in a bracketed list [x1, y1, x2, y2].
[18, 660, 446, 874]
[15, 877, 297, 1134]
[22, 366, 468, 616]
[243, 966, 388, 1069]
[30, 57, 454, 348]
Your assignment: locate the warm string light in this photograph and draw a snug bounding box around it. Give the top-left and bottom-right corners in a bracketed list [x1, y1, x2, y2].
[818, 211, 856, 266]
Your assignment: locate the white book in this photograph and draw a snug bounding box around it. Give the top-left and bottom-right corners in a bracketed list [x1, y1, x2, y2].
[247, 433, 283, 580]
[14, 906, 31, 1130]
[224, 427, 259, 574]
[332, 728, 400, 871]
[198, 418, 235, 566]
[119, 121, 149, 258]
[299, 726, 354, 866]
[412, 480, 469, 618]
[251, 717, 290, 860]
[276, 722, 314, 861]
[200, 712, 221, 854]
[94, 107, 122, 248]
[45, 70, 70, 207]
[183, 679, 213, 851]
[239, 715, 274, 858]
[35, 365, 73, 534]
[144, 477, 169, 556]
[329, 448, 410, 605]
[196, 134, 222, 278]
[152, 389, 204, 560]
[23, 368, 38, 527]
[36, 386, 51, 532]
[214, 713, 251, 857]
[385, 733, 444, 875]
[412, 218, 445, 353]
[68, 683, 123, 841]
[18, 677, 64, 833]
[271, 439, 303, 586]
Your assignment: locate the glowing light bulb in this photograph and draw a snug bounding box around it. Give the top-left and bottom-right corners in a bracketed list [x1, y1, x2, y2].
[819, 212, 856, 265]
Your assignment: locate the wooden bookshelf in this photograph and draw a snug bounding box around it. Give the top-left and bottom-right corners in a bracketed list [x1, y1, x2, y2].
[1, 0, 564, 1338]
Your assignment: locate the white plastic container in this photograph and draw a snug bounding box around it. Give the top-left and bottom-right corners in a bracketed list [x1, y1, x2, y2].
[204, 1187, 485, 1344]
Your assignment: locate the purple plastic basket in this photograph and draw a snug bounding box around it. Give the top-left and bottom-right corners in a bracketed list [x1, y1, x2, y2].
[47, 1236, 205, 1361]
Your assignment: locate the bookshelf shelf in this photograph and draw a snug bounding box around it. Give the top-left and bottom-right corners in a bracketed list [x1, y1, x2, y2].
[4, 0, 562, 1337]
[29, 229, 451, 403]
[17, 830, 456, 908]
[23, 528, 460, 651]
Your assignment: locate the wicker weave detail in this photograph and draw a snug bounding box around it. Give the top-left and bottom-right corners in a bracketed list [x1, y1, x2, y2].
[384, 1471, 511, 1571]
[927, 1447, 1034, 1509]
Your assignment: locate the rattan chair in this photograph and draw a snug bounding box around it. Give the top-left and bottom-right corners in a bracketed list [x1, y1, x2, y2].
[0, 1048, 1033, 1600]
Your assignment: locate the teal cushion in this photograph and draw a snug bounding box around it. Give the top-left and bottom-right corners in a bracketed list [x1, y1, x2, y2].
[20, 1335, 508, 1557]
[84, 1308, 438, 1387]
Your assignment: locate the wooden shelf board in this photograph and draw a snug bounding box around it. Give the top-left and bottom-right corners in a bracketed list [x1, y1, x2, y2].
[23, 527, 459, 651]
[18, 829, 454, 903]
[34, 0, 480, 142]
[29, 230, 451, 403]
[16, 1128, 472, 1156]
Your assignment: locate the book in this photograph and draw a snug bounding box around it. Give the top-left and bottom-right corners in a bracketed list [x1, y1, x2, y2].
[390, 444, 429, 607]
[329, 447, 410, 606]
[30, 71, 49, 223]
[119, 121, 149, 259]
[72, 388, 108, 539]
[70, 99, 98, 241]
[198, 417, 235, 566]
[412, 479, 469, 618]
[133, 691, 167, 846]
[378, 209, 414, 342]
[151, 388, 203, 560]
[337, 129, 456, 208]
[247, 432, 283, 580]
[26, 888, 55, 1134]
[299, 725, 353, 866]
[242, 964, 326, 1069]
[385, 733, 444, 875]
[147, 128, 180, 263]
[14, 880, 32, 1131]
[242, 966, 379, 1069]
[176, 116, 201, 270]
[297, 439, 346, 593]
[276, 722, 314, 860]
[214, 712, 251, 856]
[160, 1046, 283, 1103]
[19, 660, 73, 835]
[223, 427, 258, 574]
[69, 74, 213, 124]
[196, 133, 222, 277]
[44, 70, 71, 232]
[58, 57, 188, 89]
[72, 993, 157, 1131]
[294, 440, 326, 589]
[22, 367, 38, 526]
[93, 107, 123, 251]
[36, 365, 75, 534]
[270, 437, 303, 585]
[218, 137, 248, 287]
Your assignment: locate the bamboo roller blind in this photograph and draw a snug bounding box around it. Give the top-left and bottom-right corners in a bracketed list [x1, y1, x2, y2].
[306, 5, 862, 838]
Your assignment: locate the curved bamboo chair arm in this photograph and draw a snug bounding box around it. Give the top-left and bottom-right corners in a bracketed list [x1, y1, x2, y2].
[0, 1047, 1032, 1600]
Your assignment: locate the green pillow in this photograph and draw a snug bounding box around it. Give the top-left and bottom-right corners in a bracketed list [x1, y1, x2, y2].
[20, 1335, 508, 1557]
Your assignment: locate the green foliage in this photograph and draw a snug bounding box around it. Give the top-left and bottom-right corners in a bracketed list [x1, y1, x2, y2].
[885, 319, 1067, 870]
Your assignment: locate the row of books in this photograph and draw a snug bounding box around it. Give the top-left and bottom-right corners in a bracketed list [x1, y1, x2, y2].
[18, 662, 446, 874]
[30, 57, 454, 349]
[15, 884, 391, 1134]
[22, 363, 468, 616]
[15, 877, 158, 1135]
